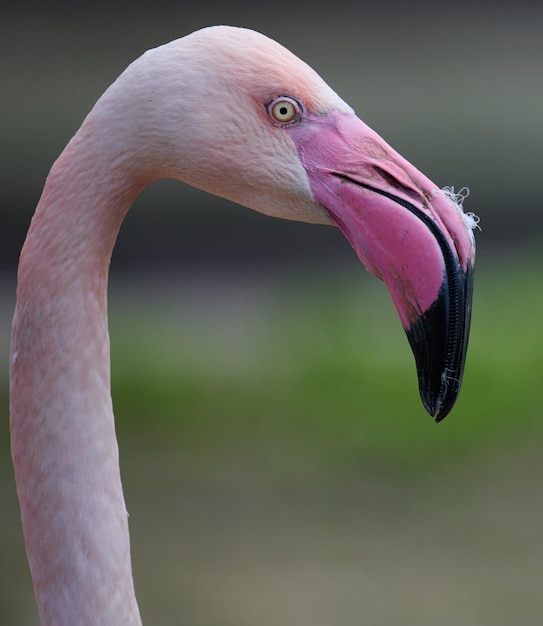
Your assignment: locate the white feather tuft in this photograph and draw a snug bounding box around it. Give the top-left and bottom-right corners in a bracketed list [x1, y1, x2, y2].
[439, 186, 481, 232]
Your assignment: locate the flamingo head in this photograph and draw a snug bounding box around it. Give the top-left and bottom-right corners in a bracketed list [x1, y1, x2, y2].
[110, 26, 477, 420]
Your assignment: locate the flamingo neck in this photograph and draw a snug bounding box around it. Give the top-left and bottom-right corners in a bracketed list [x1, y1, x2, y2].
[10, 127, 145, 625]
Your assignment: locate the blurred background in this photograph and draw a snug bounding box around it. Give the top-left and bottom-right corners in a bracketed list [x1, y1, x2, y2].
[1, 1, 542, 624]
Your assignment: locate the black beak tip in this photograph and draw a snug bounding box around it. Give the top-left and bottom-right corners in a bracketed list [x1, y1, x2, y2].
[405, 263, 474, 423]
[420, 384, 460, 423]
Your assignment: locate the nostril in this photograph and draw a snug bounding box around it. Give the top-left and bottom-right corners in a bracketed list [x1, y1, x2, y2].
[373, 166, 422, 206]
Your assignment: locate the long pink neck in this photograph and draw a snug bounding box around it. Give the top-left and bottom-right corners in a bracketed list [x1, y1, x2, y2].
[10, 126, 146, 625]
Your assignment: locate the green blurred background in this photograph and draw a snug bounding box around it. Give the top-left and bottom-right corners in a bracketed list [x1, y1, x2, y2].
[1, 1, 542, 624]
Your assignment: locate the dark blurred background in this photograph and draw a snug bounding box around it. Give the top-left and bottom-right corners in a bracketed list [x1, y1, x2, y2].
[1, 2, 542, 624]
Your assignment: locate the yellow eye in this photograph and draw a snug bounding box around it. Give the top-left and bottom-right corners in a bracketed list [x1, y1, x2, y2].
[269, 97, 301, 124]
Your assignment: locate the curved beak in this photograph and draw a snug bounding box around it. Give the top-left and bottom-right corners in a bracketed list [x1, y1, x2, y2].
[287, 111, 477, 421]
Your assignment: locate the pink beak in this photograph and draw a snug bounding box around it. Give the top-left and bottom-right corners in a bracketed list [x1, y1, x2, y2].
[287, 111, 476, 421]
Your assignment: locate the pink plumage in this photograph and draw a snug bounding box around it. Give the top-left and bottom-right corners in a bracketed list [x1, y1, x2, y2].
[10, 26, 476, 624]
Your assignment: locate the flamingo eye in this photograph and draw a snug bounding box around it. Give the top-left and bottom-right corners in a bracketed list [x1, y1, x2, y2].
[268, 97, 302, 125]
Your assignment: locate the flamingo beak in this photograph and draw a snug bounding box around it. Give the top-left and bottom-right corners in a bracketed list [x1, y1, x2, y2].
[287, 111, 477, 421]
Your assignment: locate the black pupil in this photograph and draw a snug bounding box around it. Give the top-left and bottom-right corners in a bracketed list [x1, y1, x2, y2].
[279, 106, 289, 116]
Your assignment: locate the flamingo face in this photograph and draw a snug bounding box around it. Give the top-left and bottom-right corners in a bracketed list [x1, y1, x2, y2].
[137, 26, 477, 420]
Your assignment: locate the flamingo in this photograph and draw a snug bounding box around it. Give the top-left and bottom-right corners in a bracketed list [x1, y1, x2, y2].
[10, 26, 476, 625]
